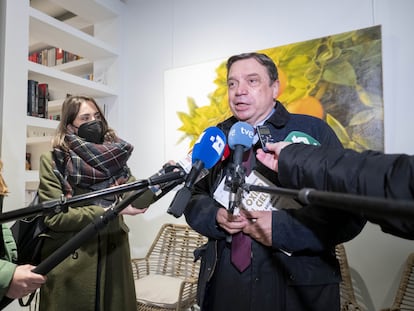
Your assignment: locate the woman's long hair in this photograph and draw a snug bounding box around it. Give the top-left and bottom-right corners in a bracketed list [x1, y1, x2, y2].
[52, 95, 116, 151]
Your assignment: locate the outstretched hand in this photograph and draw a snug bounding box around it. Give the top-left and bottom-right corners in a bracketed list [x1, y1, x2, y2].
[119, 205, 148, 215]
[256, 142, 292, 172]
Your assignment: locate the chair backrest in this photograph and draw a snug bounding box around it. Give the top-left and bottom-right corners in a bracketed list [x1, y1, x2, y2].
[389, 252, 414, 310]
[335, 244, 363, 311]
[145, 223, 207, 279]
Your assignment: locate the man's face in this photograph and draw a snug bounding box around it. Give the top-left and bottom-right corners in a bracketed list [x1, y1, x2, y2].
[227, 58, 279, 126]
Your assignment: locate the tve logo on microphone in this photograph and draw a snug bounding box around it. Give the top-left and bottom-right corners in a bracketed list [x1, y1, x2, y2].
[229, 122, 254, 139]
[228, 121, 255, 150]
[241, 126, 254, 138]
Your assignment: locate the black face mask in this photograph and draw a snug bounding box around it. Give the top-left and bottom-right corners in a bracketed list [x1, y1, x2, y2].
[77, 120, 104, 144]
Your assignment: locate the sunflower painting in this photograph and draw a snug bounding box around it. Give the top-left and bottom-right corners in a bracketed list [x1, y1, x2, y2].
[164, 25, 383, 160]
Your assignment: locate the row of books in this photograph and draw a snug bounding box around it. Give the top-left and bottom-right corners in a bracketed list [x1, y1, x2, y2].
[28, 47, 81, 67]
[27, 80, 49, 118]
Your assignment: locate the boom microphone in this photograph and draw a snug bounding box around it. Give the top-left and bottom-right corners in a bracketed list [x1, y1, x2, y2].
[226, 121, 255, 213]
[132, 135, 225, 209]
[167, 126, 227, 217]
[131, 163, 186, 208]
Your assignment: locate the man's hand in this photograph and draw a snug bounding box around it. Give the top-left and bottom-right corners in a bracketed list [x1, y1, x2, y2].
[119, 205, 148, 215]
[240, 210, 273, 246]
[216, 208, 249, 235]
[6, 265, 47, 299]
[256, 142, 292, 172]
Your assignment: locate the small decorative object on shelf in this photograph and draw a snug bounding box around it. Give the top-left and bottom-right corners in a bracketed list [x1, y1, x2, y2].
[26, 153, 32, 170]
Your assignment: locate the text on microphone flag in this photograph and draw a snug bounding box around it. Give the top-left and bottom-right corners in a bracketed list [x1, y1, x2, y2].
[192, 126, 226, 169]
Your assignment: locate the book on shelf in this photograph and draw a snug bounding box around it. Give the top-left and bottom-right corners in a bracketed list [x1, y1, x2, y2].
[28, 47, 82, 67]
[37, 83, 49, 118]
[47, 47, 56, 67]
[27, 80, 49, 118]
[55, 48, 63, 65]
[27, 80, 38, 117]
[63, 51, 80, 63]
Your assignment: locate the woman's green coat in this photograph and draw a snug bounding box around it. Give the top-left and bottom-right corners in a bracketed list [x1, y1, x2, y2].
[0, 225, 18, 301]
[38, 151, 137, 311]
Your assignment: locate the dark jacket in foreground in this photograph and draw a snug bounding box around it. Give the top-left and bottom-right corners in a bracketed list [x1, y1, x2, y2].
[278, 144, 414, 239]
[184, 102, 367, 311]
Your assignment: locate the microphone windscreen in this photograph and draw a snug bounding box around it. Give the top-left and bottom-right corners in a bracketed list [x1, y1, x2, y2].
[284, 131, 321, 145]
[228, 121, 255, 150]
[192, 126, 226, 169]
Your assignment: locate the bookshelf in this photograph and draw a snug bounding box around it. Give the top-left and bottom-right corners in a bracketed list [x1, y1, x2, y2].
[0, 0, 124, 210]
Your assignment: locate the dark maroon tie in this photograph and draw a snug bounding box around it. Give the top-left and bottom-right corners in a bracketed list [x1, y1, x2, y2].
[231, 231, 252, 272]
[230, 148, 253, 272]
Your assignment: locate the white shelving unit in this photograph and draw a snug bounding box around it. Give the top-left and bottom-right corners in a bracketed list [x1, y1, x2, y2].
[28, 61, 117, 97]
[0, 0, 124, 211]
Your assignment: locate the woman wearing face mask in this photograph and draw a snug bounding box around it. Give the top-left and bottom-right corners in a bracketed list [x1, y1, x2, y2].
[37, 95, 149, 311]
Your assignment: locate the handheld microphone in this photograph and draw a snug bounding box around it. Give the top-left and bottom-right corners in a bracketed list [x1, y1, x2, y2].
[225, 121, 255, 213]
[284, 131, 320, 145]
[167, 126, 227, 217]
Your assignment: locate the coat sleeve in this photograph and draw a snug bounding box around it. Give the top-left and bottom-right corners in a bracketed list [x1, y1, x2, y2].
[0, 259, 15, 301]
[0, 225, 17, 301]
[278, 144, 414, 239]
[267, 120, 367, 253]
[38, 152, 106, 232]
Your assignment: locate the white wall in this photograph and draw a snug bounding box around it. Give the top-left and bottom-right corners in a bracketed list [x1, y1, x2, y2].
[119, 0, 414, 310]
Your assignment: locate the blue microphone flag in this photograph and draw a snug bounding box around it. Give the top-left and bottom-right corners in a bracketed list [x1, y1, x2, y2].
[192, 126, 226, 169]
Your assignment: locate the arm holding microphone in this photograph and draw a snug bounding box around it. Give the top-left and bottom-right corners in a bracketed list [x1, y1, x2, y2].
[1, 225, 47, 306]
[256, 142, 414, 239]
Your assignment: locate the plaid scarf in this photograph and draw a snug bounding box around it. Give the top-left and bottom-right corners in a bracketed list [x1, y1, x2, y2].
[52, 133, 134, 204]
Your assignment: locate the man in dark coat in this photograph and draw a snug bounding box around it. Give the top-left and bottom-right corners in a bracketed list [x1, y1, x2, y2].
[256, 141, 414, 239]
[184, 52, 366, 311]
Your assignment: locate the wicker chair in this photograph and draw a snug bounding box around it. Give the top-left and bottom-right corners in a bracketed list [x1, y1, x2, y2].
[335, 244, 364, 311]
[380, 252, 414, 311]
[131, 223, 207, 311]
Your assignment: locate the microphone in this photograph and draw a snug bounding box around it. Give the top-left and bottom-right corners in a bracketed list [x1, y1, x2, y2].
[132, 134, 229, 209]
[284, 131, 320, 145]
[167, 126, 227, 217]
[225, 121, 255, 214]
[131, 163, 186, 208]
